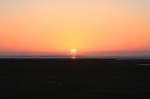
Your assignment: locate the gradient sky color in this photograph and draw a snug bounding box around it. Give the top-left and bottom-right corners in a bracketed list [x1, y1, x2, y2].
[0, 0, 150, 56]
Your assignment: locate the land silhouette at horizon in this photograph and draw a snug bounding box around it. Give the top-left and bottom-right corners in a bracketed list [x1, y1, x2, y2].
[0, 58, 150, 98]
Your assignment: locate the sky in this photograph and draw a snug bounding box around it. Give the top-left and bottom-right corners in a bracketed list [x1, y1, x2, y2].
[0, 0, 150, 57]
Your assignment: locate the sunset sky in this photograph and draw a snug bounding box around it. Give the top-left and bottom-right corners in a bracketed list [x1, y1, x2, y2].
[0, 0, 150, 57]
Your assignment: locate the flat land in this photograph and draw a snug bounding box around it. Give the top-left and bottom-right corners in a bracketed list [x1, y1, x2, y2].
[0, 58, 150, 98]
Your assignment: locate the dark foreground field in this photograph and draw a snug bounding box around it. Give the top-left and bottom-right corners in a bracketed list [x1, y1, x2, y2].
[0, 58, 150, 98]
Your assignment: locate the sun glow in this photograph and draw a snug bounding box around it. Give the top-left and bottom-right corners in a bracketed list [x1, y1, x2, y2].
[70, 49, 76, 54]
[70, 49, 77, 59]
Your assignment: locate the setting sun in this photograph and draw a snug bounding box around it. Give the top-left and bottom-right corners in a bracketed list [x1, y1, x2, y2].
[70, 49, 77, 59]
[70, 49, 77, 54]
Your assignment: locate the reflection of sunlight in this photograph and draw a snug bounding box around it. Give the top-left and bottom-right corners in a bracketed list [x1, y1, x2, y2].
[71, 56, 76, 59]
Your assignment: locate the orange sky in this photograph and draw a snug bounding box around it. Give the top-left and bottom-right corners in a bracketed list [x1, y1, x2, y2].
[0, 0, 150, 56]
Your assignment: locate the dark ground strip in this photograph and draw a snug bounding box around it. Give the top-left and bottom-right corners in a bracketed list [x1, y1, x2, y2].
[0, 59, 149, 98]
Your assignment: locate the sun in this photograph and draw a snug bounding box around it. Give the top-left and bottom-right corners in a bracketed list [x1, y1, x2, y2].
[70, 49, 77, 59]
[70, 49, 77, 54]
